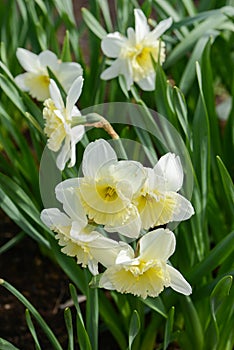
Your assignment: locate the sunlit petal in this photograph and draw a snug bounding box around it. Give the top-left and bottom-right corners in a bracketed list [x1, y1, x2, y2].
[101, 32, 127, 57]
[139, 228, 175, 261]
[16, 48, 40, 72]
[167, 265, 192, 295]
[134, 9, 149, 43]
[66, 76, 84, 117]
[154, 153, 184, 192]
[82, 139, 117, 177]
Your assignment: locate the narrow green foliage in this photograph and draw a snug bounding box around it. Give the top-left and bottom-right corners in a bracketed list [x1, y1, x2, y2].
[81, 7, 107, 40]
[128, 310, 141, 350]
[25, 309, 42, 350]
[64, 308, 74, 350]
[0, 280, 63, 350]
[69, 284, 92, 350]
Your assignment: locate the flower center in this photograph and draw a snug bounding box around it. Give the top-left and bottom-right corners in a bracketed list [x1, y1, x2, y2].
[97, 185, 118, 202]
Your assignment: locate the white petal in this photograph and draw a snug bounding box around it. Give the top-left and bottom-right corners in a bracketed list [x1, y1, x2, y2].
[154, 153, 184, 192]
[127, 27, 136, 44]
[38, 50, 58, 69]
[99, 270, 115, 290]
[167, 265, 192, 295]
[71, 125, 85, 144]
[66, 76, 84, 117]
[56, 62, 83, 92]
[105, 208, 142, 238]
[88, 260, 99, 275]
[115, 245, 135, 264]
[70, 220, 88, 239]
[49, 79, 64, 110]
[89, 234, 121, 267]
[55, 179, 80, 202]
[134, 9, 149, 43]
[56, 137, 70, 171]
[120, 58, 133, 90]
[169, 192, 195, 222]
[41, 208, 71, 228]
[15, 73, 29, 91]
[68, 125, 85, 167]
[16, 48, 40, 72]
[82, 139, 117, 178]
[101, 58, 122, 80]
[137, 72, 156, 91]
[149, 17, 173, 41]
[114, 160, 146, 195]
[58, 187, 87, 223]
[139, 228, 175, 261]
[101, 32, 127, 58]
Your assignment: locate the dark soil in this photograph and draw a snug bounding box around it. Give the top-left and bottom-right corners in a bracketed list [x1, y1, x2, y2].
[0, 210, 119, 350]
[0, 210, 71, 349]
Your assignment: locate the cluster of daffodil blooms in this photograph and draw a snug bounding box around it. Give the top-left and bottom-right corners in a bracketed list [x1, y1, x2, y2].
[15, 9, 194, 299]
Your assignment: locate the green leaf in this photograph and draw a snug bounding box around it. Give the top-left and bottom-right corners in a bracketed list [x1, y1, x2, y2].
[64, 308, 74, 350]
[141, 296, 167, 318]
[211, 275, 233, 319]
[205, 276, 233, 349]
[0, 231, 25, 255]
[163, 306, 175, 350]
[216, 156, 234, 219]
[0, 338, 20, 350]
[0, 187, 49, 248]
[25, 309, 42, 350]
[128, 310, 141, 350]
[179, 296, 204, 350]
[61, 30, 72, 62]
[0, 280, 63, 350]
[99, 291, 127, 350]
[98, 0, 113, 32]
[69, 284, 92, 350]
[189, 230, 234, 283]
[82, 7, 107, 40]
[85, 272, 98, 350]
[165, 7, 234, 68]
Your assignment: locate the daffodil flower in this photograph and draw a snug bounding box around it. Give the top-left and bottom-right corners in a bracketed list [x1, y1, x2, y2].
[133, 153, 194, 229]
[56, 139, 146, 238]
[41, 186, 120, 275]
[43, 76, 85, 170]
[99, 228, 192, 299]
[15, 48, 83, 101]
[101, 9, 172, 91]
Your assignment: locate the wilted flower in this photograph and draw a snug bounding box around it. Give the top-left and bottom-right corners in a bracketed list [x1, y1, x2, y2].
[43, 76, 85, 170]
[101, 9, 172, 91]
[41, 186, 120, 275]
[15, 48, 83, 101]
[133, 153, 194, 229]
[99, 228, 192, 299]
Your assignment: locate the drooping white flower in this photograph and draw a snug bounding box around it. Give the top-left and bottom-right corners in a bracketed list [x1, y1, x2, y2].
[41, 186, 120, 275]
[133, 153, 194, 230]
[15, 48, 83, 101]
[101, 9, 172, 91]
[56, 139, 146, 238]
[43, 76, 85, 170]
[99, 228, 192, 299]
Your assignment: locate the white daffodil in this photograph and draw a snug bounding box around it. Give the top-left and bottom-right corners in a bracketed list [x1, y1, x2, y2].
[101, 9, 172, 91]
[43, 76, 85, 170]
[133, 153, 194, 230]
[99, 228, 192, 299]
[56, 139, 146, 238]
[41, 187, 120, 275]
[15, 48, 83, 101]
